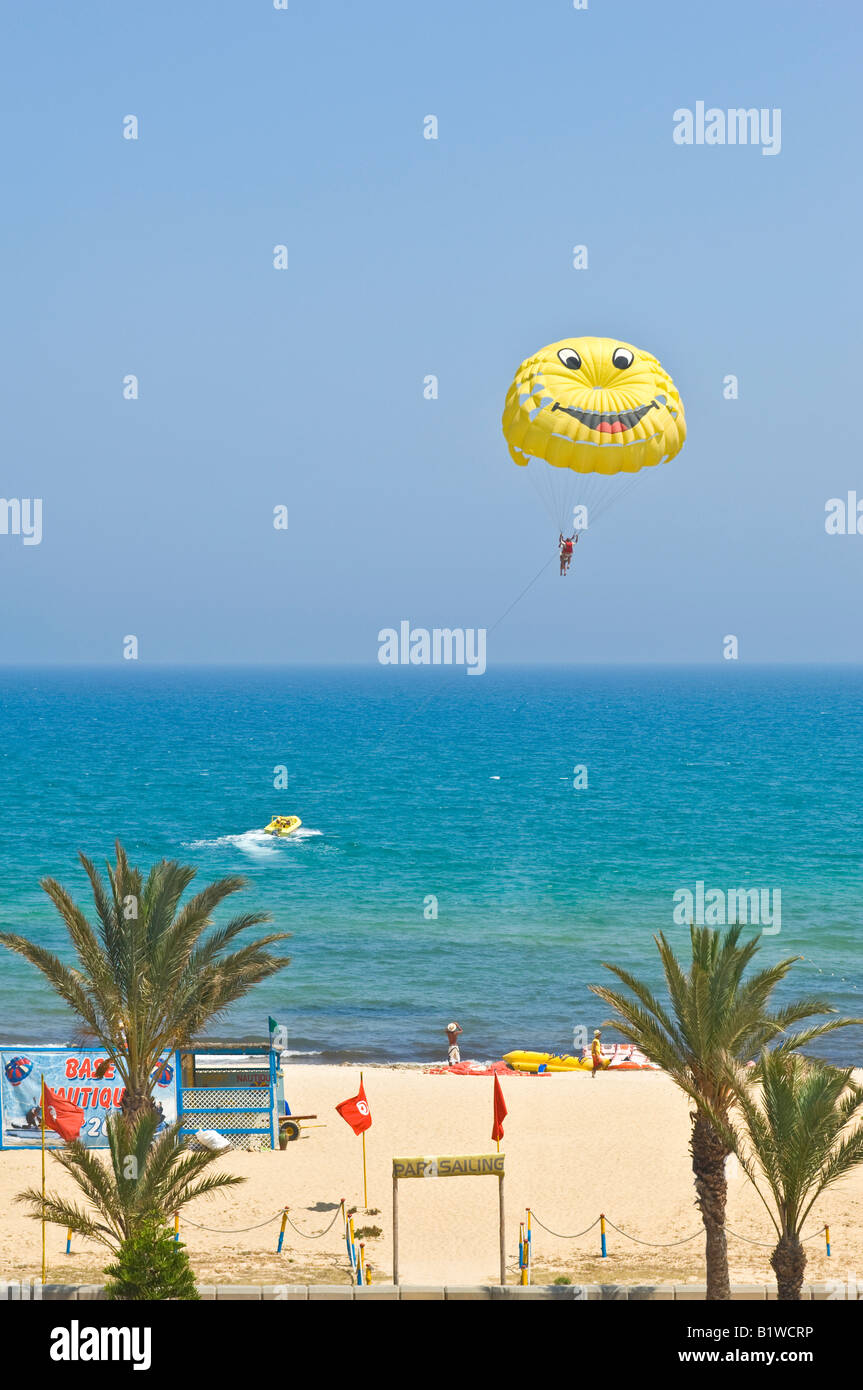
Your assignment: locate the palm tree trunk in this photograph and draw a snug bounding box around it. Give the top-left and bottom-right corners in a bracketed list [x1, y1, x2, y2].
[120, 1087, 158, 1121]
[771, 1235, 806, 1301]
[690, 1111, 731, 1300]
[121, 1100, 157, 1120]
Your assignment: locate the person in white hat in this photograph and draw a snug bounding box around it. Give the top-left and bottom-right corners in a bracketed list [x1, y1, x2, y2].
[446, 1021, 463, 1066]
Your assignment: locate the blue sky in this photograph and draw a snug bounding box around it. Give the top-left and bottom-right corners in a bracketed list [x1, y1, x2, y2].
[1, 0, 860, 664]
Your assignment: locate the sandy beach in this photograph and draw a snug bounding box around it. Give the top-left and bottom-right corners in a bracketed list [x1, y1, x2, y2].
[2, 1064, 860, 1289]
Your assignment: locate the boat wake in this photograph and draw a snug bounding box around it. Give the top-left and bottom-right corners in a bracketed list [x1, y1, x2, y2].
[186, 827, 323, 856]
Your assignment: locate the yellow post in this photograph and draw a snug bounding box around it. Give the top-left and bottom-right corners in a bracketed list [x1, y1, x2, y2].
[360, 1071, 368, 1208]
[526, 1207, 532, 1286]
[40, 1075, 46, 1287]
[173, 1211, 180, 1244]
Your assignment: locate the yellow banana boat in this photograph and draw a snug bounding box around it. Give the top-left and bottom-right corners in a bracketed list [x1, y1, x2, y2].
[504, 1051, 592, 1074]
[504, 1048, 658, 1073]
[264, 815, 302, 837]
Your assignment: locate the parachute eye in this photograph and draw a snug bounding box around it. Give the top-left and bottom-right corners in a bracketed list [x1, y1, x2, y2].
[612, 347, 634, 370]
[557, 348, 582, 371]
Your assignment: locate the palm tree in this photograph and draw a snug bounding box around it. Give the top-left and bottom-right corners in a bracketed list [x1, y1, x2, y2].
[590, 925, 860, 1300]
[0, 842, 291, 1117]
[713, 1049, 863, 1300]
[17, 1111, 243, 1255]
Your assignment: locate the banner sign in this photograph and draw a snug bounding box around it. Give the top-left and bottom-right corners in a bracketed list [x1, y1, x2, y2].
[392, 1153, 505, 1179]
[0, 1048, 179, 1149]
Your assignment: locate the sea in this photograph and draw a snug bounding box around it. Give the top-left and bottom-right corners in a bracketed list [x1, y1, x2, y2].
[1, 666, 862, 1064]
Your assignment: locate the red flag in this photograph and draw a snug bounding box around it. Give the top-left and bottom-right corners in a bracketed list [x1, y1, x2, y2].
[335, 1079, 372, 1135]
[42, 1085, 85, 1142]
[492, 1074, 507, 1142]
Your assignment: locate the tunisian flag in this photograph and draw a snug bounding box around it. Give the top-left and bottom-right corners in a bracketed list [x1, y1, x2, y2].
[491, 1074, 507, 1143]
[335, 1079, 372, 1135]
[42, 1085, 85, 1142]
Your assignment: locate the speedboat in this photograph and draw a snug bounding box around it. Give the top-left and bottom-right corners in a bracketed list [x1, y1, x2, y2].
[264, 815, 302, 837]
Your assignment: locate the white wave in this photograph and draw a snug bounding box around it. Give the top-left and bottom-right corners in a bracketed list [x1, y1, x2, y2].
[186, 827, 323, 856]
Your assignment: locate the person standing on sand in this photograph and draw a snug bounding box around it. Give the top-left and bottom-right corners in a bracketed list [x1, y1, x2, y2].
[591, 1029, 605, 1078]
[446, 1021, 463, 1065]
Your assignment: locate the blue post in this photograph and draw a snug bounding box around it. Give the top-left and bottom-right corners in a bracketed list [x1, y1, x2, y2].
[277, 1209, 288, 1254]
[65, 1228, 72, 1256]
[600, 1213, 607, 1258]
[825, 1225, 831, 1258]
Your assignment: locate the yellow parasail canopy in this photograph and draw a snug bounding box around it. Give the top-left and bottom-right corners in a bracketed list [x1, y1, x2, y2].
[502, 336, 686, 532]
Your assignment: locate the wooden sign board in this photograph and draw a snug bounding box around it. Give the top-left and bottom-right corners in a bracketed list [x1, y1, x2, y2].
[392, 1153, 506, 1284]
[393, 1153, 505, 1180]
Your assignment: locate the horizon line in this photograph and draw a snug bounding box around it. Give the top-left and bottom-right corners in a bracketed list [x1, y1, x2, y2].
[1, 659, 863, 673]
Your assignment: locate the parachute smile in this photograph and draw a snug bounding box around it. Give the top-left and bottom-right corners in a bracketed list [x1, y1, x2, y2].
[502, 337, 686, 527]
[551, 394, 666, 435]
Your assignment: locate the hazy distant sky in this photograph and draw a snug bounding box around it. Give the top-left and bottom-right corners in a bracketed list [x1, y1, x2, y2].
[1, 0, 860, 664]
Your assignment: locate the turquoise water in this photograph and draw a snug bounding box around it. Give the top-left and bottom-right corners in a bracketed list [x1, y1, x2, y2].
[1, 667, 862, 1063]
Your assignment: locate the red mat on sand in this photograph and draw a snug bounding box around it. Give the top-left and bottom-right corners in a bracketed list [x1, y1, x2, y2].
[424, 1060, 547, 1077]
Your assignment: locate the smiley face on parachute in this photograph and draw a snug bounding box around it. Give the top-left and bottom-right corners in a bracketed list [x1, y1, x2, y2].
[502, 336, 686, 476]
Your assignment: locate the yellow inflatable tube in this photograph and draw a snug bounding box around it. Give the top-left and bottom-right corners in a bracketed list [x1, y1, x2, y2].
[504, 1048, 657, 1073]
[503, 1051, 594, 1074]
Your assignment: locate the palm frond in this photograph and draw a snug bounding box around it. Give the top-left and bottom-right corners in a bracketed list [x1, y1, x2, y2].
[723, 1050, 863, 1240]
[15, 1188, 121, 1251]
[1, 842, 291, 1108]
[16, 1112, 247, 1251]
